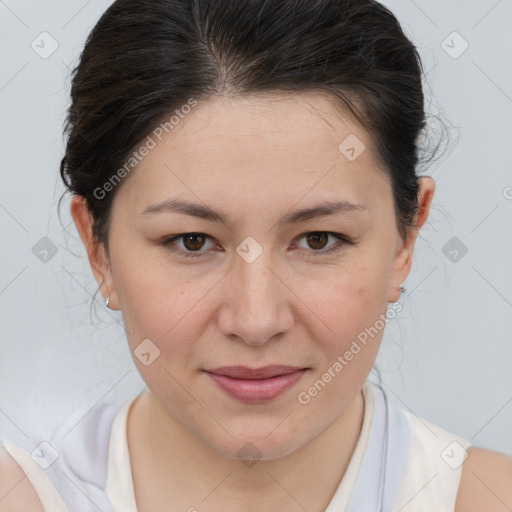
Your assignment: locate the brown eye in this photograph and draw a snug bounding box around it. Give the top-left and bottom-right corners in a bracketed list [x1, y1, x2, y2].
[161, 232, 216, 258]
[305, 232, 329, 250]
[161, 231, 353, 260]
[182, 234, 207, 251]
[295, 231, 353, 257]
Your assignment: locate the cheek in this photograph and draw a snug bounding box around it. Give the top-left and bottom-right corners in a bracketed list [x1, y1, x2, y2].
[305, 263, 388, 336]
[296, 275, 387, 410]
[111, 253, 215, 383]
[114, 268, 196, 399]
[298, 265, 389, 389]
[109, 244, 183, 347]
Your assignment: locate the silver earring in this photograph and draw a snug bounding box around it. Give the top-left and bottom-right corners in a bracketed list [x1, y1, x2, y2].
[399, 285, 406, 294]
[105, 296, 110, 308]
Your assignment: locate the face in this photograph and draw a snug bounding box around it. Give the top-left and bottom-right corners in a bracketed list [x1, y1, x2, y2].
[72, 92, 433, 461]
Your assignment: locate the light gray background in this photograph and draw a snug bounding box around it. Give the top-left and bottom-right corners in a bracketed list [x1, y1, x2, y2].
[1, 0, 511, 456]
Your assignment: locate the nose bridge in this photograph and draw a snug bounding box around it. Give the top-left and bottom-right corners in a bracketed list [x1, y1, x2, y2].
[236, 241, 278, 313]
[221, 239, 292, 345]
[239, 250, 274, 298]
[235, 234, 276, 293]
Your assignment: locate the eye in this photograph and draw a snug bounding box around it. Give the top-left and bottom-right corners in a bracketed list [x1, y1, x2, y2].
[160, 233, 217, 258]
[294, 231, 353, 256]
[160, 231, 353, 259]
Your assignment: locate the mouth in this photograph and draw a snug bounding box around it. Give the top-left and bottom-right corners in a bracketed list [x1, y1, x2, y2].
[203, 365, 308, 403]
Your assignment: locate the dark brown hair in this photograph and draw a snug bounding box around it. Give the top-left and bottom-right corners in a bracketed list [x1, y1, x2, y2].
[59, 0, 446, 253]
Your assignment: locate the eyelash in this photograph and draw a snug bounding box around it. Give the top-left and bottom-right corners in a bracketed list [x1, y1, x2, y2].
[159, 231, 354, 259]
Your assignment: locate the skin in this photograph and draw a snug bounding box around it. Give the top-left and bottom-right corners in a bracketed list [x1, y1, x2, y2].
[57, 91, 509, 511]
[69, 91, 429, 510]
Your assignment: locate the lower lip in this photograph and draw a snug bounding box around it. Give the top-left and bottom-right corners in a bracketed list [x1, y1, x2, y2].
[205, 369, 306, 403]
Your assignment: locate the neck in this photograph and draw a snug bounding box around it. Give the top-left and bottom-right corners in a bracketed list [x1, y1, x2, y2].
[127, 387, 365, 512]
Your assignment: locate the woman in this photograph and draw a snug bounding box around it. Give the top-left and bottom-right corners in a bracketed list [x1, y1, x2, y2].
[1, 0, 511, 510]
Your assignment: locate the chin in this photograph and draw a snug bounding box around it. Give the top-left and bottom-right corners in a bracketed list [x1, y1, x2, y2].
[198, 420, 310, 463]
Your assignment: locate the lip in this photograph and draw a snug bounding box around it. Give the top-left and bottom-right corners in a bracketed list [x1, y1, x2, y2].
[204, 365, 307, 403]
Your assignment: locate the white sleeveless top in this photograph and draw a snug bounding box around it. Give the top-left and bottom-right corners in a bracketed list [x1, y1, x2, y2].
[0, 381, 471, 511]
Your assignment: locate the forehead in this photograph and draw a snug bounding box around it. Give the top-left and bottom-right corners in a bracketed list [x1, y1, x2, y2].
[117, 91, 392, 216]
[169, 91, 375, 164]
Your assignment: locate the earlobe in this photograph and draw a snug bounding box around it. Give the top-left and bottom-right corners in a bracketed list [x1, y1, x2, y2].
[387, 224, 415, 303]
[69, 195, 119, 309]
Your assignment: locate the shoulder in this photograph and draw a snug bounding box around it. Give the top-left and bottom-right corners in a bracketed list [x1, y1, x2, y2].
[0, 441, 45, 511]
[455, 446, 512, 512]
[393, 409, 472, 511]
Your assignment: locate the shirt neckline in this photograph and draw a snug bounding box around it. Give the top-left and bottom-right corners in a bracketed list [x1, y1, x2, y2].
[105, 382, 375, 511]
[105, 393, 140, 512]
[324, 380, 375, 510]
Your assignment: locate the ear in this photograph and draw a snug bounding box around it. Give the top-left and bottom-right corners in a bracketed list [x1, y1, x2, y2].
[388, 176, 436, 303]
[69, 195, 119, 310]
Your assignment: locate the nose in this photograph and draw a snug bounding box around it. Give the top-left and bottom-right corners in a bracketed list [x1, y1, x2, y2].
[217, 253, 294, 346]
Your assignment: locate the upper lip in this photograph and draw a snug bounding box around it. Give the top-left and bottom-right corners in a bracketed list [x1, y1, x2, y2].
[205, 365, 305, 380]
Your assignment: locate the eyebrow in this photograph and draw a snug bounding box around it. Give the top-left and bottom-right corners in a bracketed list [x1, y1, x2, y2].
[139, 197, 369, 229]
